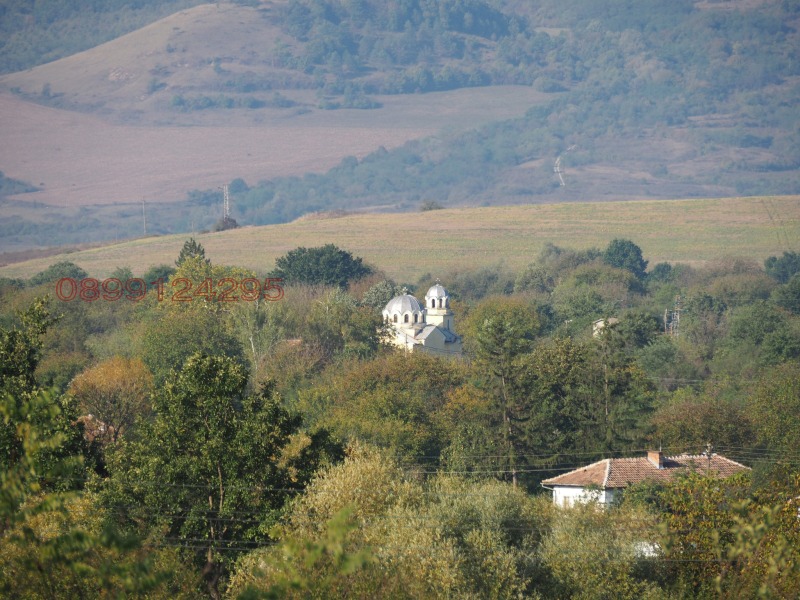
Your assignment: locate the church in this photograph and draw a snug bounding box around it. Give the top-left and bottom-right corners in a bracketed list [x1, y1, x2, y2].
[382, 283, 463, 358]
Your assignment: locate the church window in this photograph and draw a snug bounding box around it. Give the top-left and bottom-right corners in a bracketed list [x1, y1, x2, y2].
[393, 315, 398, 323]
[438, 298, 443, 308]
[404, 314, 409, 323]
[431, 299, 436, 308]
[414, 314, 418, 323]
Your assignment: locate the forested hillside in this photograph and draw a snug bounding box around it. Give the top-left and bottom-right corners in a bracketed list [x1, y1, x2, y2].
[1, 0, 798, 253]
[1, 239, 799, 597]
[0, 0, 207, 73]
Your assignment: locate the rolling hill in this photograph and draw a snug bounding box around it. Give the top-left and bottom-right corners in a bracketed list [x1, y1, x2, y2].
[2, 196, 798, 283]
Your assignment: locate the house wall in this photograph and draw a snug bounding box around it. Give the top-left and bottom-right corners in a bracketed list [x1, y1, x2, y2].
[552, 486, 616, 507]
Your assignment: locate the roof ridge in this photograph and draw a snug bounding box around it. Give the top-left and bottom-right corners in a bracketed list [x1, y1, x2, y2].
[602, 458, 611, 487]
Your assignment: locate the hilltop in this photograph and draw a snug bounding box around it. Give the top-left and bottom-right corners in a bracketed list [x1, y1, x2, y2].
[2, 196, 798, 282]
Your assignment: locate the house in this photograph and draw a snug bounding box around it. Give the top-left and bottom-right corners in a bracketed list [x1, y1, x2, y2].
[592, 317, 620, 337]
[382, 283, 462, 358]
[541, 450, 750, 507]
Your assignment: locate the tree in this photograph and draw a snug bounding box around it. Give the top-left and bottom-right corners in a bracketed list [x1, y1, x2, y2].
[764, 251, 800, 283]
[67, 357, 154, 445]
[747, 361, 800, 453]
[143, 264, 177, 289]
[140, 307, 245, 385]
[462, 296, 540, 486]
[272, 244, 372, 288]
[28, 261, 88, 287]
[0, 298, 88, 483]
[0, 390, 165, 599]
[360, 279, 403, 311]
[603, 238, 648, 280]
[772, 272, 800, 314]
[176, 238, 210, 267]
[103, 354, 334, 599]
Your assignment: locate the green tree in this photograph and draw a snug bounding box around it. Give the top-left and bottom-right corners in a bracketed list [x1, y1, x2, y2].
[360, 278, 402, 311]
[603, 238, 648, 280]
[28, 261, 88, 287]
[176, 238, 210, 267]
[143, 263, 177, 289]
[463, 296, 540, 486]
[0, 389, 164, 599]
[104, 353, 334, 599]
[272, 244, 372, 288]
[772, 272, 800, 314]
[747, 361, 800, 452]
[140, 308, 245, 384]
[764, 251, 800, 283]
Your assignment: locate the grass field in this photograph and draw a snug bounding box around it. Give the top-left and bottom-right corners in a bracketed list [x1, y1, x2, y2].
[2, 195, 797, 283]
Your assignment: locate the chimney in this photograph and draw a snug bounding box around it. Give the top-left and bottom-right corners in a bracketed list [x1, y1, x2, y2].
[647, 450, 664, 469]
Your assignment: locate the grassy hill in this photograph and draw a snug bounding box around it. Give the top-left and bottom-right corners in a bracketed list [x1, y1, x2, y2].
[2, 196, 798, 282]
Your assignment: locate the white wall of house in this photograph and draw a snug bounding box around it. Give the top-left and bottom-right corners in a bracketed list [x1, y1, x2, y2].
[550, 486, 616, 507]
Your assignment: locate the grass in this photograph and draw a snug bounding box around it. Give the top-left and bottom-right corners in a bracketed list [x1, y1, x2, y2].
[1, 195, 798, 283]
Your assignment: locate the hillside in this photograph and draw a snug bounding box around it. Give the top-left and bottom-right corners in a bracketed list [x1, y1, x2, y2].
[2, 196, 798, 282]
[0, 0, 798, 250]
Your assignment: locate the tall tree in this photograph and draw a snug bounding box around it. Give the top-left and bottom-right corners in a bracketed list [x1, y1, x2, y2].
[103, 353, 334, 599]
[463, 296, 539, 486]
[176, 238, 210, 267]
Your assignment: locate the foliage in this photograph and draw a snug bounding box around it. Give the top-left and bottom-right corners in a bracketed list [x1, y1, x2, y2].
[229, 443, 548, 599]
[539, 502, 664, 600]
[140, 306, 245, 385]
[0, 389, 163, 599]
[176, 237, 210, 267]
[746, 361, 800, 453]
[649, 386, 755, 453]
[359, 279, 403, 311]
[764, 251, 800, 283]
[103, 353, 334, 599]
[28, 261, 88, 287]
[272, 244, 372, 288]
[772, 272, 800, 314]
[603, 239, 648, 280]
[67, 356, 154, 445]
[298, 352, 466, 461]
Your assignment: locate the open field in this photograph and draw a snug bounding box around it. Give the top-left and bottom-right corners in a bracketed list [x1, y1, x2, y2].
[2, 196, 798, 283]
[0, 1, 549, 209]
[0, 86, 546, 209]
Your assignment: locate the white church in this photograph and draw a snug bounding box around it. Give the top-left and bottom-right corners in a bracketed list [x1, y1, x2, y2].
[382, 283, 463, 358]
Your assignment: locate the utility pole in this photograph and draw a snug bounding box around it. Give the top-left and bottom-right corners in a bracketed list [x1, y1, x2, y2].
[704, 441, 714, 477]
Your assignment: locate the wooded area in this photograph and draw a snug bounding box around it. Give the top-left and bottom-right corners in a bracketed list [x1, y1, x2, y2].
[2, 240, 799, 597]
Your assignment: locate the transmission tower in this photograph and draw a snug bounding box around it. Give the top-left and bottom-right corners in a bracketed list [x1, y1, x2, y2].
[664, 295, 681, 336]
[223, 184, 230, 220]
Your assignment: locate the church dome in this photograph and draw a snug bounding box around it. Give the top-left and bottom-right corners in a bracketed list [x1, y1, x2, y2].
[425, 283, 450, 310]
[425, 283, 449, 299]
[384, 294, 423, 314]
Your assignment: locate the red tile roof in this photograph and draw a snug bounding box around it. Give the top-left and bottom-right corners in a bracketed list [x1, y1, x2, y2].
[541, 453, 749, 489]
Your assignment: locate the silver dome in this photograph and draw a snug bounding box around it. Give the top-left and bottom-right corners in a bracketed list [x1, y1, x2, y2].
[425, 284, 449, 299]
[384, 294, 423, 315]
